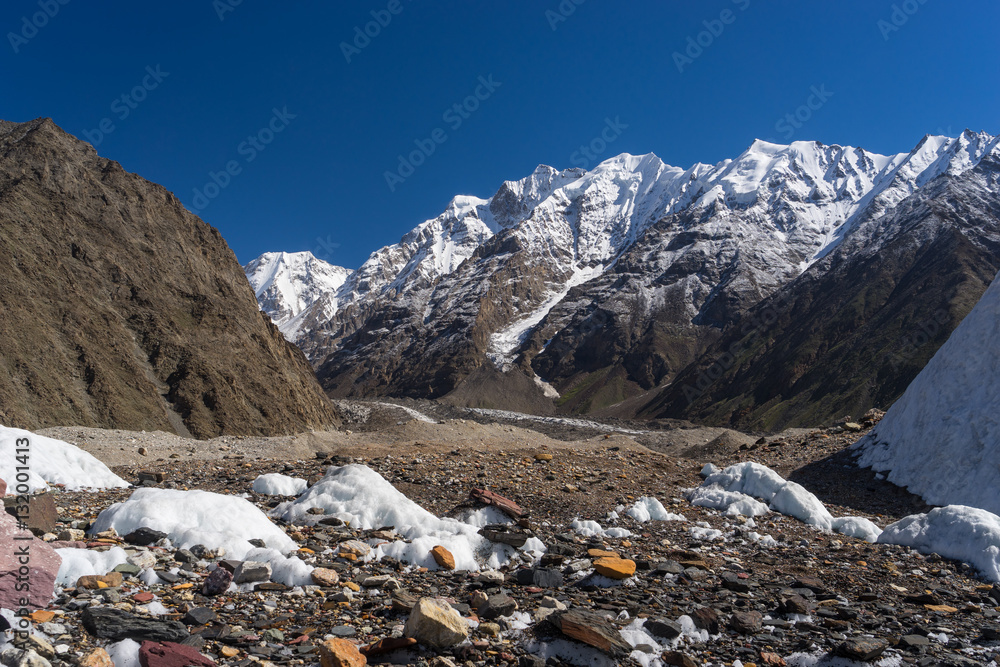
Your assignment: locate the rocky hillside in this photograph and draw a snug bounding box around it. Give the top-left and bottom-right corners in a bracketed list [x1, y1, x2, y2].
[249, 132, 1000, 427]
[0, 118, 339, 438]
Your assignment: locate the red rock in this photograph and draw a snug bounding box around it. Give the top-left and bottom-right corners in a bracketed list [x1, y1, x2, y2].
[469, 488, 525, 518]
[0, 478, 6, 496]
[0, 511, 60, 611]
[138, 641, 215, 667]
[133, 592, 155, 603]
[359, 637, 417, 657]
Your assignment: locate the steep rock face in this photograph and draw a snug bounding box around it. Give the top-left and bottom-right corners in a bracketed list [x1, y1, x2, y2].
[0, 118, 339, 438]
[644, 136, 1000, 430]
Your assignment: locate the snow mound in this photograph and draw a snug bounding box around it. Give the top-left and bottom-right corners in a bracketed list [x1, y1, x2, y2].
[625, 497, 687, 523]
[877, 505, 1000, 582]
[91, 488, 295, 559]
[106, 639, 141, 667]
[55, 546, 129, 586]
[272, 464, 505, 571]
[855, 270, 1000, 515]
[252, 473, 308, 496]
[0, 426, 129, 494]
[570, 518, 632, 539]
[242, 547, 313, 587]
[688, 486, 770, 517]
[694, 462, 881, 542]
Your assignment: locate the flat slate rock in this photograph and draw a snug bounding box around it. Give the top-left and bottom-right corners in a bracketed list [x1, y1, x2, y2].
[550, 609, 632, 659]
[82, 608, 189, 643]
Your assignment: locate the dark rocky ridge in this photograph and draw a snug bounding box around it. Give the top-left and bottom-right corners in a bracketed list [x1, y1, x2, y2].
[0, 118, 339, 438]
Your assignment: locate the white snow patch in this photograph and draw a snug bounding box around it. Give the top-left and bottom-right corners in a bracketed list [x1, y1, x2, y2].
[693, 462, 881, 541]
[877, 505, 1000, 582]
[54, 546, 129, 586]
[272, 465, 507, 570]
[91, 488, 296, 559]
[784, 650, 902, 666]
[570, 518, 631, 539]
[106, 639, 142, 667]
[625, 497, 687, 523]
[0, 426, 129, 494]
[688, 486, 770, 517]
[252, 473, 308, 496]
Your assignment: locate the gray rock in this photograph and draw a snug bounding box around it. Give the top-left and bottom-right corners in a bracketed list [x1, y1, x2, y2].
[81, 607, 189, 642]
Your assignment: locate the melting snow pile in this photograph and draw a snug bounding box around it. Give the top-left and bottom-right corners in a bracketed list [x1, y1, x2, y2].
[0, 426, 129, 494]
[55, 546, 129, 586]
[272, 464, 512, 570]
[691, 462, 882, 542]
[91, 488, 296, 559]
[877, 505, 1000, 582]
[625, 497, 687, 523]
[855, 269, 1000, 515]
[569, 518, 631, 539]
[252, 473, 308, 496]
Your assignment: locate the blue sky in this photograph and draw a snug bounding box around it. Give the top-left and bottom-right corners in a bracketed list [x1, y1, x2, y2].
[3, 0, 998, 268]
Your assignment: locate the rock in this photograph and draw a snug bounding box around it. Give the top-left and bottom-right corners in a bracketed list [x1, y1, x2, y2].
[534, 454, 553, 461]
[779, 594, 813, 615]
[479, 525, 529, 547]
[125, 528, 167, 546]
[0, 511, 59, 611]
[201, 567, 232, 596]
[469, 590, 489, 610]
[81, 608, 189, 643]
[645, 619, 683, 641]
[901, 634, 930, 647]
[76, 572, 124, 589]
[481, 593, 518, 620]
[835, 638, 889, 662]
[391, 591, 418, 612]
[661, 652, 699, 667]
[550, 609, 632, 659]
[593, 556, 635, 579]
[182, 608, 217, 626]
[4, 494, 58, 535]
[531, 567, 563, 588]
[0, 648, 50, 667]
[760, 652, 786, 667]
[138, 641, 215, 667]
[361, 575, 398, 589]
[21, 639, 51, 661]
[359, 637, 416, 657]
[469, 488, 525, 518]
[78, 648, 113, 667]
[728, 611, 762, 634]
[311, 568, 341, 587]
[232, 561, 271, 584]
[338, 540, 372, 557]
[128, 551, 158, 570]
[430, 545, 455, 570]
[318, 638, 366, 667]
[843, 422, 863, 431]
[690, 607, 721, 634]
[403, 597, 469, 648]
[0, 479, 5, 496]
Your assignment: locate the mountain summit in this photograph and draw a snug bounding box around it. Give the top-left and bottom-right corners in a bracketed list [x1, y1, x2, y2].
[248, 131, 1000, 428]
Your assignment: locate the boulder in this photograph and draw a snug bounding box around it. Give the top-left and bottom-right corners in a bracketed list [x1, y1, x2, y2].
[318, 638, 367, 667]
[593, 556, 635, 579]
[0, 511, 60, 611]
[430, 545, 455, 570]
[201, 567, 232, 596]
[0, 648, 50, 667]
[138, 641, 215, 667]
[232, 561, 271, 584]
[4, 494, 58, 536]
[550, 609, 632, 659]
[82, 608, 189, 643]
[403, 597, 469, 648]
[311, 568, 340, 587]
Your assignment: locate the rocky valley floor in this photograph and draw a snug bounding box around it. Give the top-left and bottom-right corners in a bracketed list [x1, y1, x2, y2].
[7, 404, 1000, 667]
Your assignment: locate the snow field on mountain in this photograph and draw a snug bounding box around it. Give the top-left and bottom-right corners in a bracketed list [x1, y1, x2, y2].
[272, 464, 516, 571]
[692, 462, 883, 543]
[878, 505, 1000, 583]
[91, 488, 297, 558]
[855, 269, 1000, 515]
[0, 426, 130, 494]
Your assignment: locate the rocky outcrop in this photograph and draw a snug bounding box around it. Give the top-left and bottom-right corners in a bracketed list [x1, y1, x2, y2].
[0, 118, 339, 438]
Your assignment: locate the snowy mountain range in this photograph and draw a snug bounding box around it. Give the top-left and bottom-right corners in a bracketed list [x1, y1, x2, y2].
[246, 130, 1000, 427]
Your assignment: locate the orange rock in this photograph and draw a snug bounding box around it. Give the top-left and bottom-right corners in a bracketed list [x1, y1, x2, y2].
[219, 647, 240, 659]
[593, 556, 636, 579]
[319, 637, 367, 667]
[587, 548, 619, 559]
[431, 545, 455, 570]
[76, 573, 123, 589]
[760, 652, 786, 666]
[79, 648, 113, 667]
[29, 611, 55, 623]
